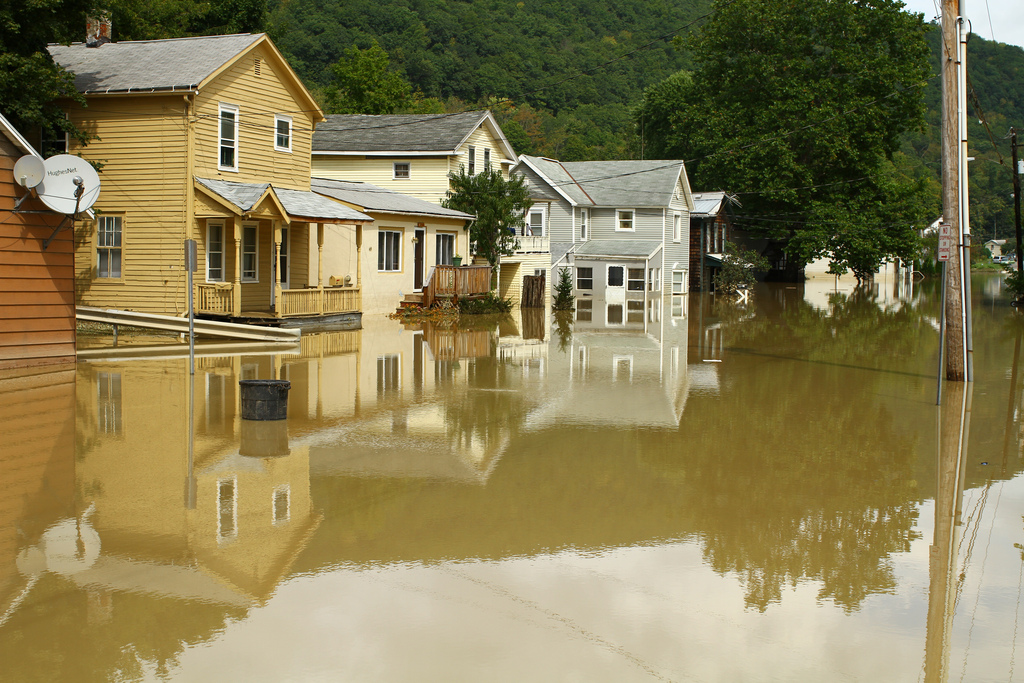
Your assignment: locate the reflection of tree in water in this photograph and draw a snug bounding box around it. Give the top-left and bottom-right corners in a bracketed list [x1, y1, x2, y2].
[553, 311, 573, 353]
[444, 355, 531, 452]
[0, 577, 245, 682]
[661, 286, 924, 612]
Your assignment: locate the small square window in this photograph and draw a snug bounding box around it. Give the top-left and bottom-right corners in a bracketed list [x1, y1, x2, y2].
[627, 268, 645, 291]
[393, 162, 410, 179]
[576, 267, 593, 290]
[616, 209, 634, 231]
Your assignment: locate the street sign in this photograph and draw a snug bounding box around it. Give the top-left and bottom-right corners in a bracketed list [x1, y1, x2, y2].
[938, 235, 954, 261]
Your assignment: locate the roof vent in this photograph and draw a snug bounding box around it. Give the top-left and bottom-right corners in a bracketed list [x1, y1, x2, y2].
[254, 57, 261, 77]
[86, 13, 112, 47]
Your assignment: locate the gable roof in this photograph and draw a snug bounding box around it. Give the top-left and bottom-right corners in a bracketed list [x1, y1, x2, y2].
[311, 178, 474, 220]
[516, 155, 690, 208]
[313, 110, 517, 162]
[48, 33, 264, 94]
[0, 114, 40, 157]
[690, 191, 729, 217]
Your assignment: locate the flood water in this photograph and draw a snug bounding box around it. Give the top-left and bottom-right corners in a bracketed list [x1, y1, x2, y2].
[2, 274, 1024, 682]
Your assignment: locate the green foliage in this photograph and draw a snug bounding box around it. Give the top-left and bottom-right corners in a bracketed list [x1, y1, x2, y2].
[441, 167, 531, 268]
[0, 0, 94, 143]
[323, 40, 412, 115]
[552, 267, 575, 311]
[1005, 270, 1024, 303]
[105, 0, 266, 40]
[458, 292, 512, 314]
[637, 0, 933, 279]
[714, 242, 770, 295]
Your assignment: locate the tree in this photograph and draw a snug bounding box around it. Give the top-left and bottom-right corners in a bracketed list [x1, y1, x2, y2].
[636, 0, 934, 280]
[323, 40, 412, 115]
[552, 267, 575, 310]
[714, 242, 770, 295]
[441, 167, 531, 278]
[0, 0, 95, 145]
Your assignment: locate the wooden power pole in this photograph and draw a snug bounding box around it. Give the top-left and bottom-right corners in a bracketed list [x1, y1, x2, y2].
[941, 0, 969, 382]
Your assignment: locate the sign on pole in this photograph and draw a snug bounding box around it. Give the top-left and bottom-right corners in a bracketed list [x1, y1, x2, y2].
[937, 222, 954, 262]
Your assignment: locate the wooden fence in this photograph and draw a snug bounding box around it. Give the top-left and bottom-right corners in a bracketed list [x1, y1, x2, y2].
[422, 265, 492, 308]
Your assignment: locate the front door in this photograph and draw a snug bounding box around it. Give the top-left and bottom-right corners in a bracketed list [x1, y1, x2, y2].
[414, 228, 425, 290]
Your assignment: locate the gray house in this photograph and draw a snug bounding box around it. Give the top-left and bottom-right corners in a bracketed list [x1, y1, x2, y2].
[512, 156, 695, 302]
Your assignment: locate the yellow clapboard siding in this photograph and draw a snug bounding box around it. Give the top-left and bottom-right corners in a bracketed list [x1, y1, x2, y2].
[311, 155, 452, 205]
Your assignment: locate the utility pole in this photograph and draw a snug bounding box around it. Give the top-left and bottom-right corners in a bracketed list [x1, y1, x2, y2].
[941, 0, 969, 382]
[1012, 129, 1023, 280]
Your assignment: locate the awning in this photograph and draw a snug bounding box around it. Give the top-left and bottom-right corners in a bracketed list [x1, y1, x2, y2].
[704, 253, 724, 267]
[195, 177, 374, 224]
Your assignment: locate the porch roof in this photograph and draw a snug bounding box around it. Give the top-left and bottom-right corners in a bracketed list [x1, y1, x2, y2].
[195, 177, 373, 224]
[573, 239, 662, 260]
[311, 177, 474, 220]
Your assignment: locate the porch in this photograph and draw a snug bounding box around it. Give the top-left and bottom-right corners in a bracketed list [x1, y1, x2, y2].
[411, 264, 493, 308]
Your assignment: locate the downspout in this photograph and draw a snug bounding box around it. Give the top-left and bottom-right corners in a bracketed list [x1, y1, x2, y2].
[184, 93, 196, 316]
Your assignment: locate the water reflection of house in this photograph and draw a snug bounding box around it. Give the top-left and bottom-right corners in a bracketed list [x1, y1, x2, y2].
[61, 360, 320, 607]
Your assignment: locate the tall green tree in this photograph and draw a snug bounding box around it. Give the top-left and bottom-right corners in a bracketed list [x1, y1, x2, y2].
[636, 0, 934, 280]
[0, 0, 95, 145]
[441, 167, 531, 275]
[323, 40, 412, 115]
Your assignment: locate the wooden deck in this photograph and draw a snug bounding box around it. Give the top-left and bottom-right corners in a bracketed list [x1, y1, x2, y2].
[422, 265, 492, 308]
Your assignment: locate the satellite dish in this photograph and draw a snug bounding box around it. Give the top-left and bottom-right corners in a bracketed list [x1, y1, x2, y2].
[37, 154, 101, 215]
[13, 155, 45, 188]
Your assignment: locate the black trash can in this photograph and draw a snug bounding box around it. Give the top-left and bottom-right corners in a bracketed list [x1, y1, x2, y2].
[239, 379, 291, 421]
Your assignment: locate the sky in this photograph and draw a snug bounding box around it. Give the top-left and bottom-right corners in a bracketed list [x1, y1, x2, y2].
[901, 0, 1024, 50]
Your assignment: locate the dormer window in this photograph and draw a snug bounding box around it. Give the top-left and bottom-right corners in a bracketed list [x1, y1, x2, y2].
[393, 162, 410, 179]
[274, 114, 292, 152]
[219, 103, 238, 171]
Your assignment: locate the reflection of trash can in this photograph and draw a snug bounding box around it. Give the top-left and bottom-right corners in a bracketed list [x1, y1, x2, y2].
[240, 419, 290, 457]
[239, 379, 290, 421]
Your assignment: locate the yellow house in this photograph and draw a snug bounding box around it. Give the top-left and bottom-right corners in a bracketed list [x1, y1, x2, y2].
[311, 111, 547, 304]
[49, 31, 373, 325]
[310, 178, 476, 316]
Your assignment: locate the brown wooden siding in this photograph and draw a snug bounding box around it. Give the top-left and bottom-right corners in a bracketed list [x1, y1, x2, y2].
[0, 137, 76, 369]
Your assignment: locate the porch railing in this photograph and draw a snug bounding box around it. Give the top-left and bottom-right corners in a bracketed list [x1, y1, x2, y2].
[515, 235, 550, 253]
[422, 265, 492, 308]
[195, 283, 234, 315]
[278, 287, 361, 318]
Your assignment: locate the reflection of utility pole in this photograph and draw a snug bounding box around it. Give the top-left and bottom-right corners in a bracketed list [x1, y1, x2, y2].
[924, 382, 971, 683]
[1012, 130, 1022, 280]
[1002, 326, 1021, 474]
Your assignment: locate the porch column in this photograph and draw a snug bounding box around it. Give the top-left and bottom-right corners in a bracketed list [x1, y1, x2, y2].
[232, 228, 242, 316]
[273, 221, 283, 314]
[356, 223, 363, 310]
[317, 222, 324, 289]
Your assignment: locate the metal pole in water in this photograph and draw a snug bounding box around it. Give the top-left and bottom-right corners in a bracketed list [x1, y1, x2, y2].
[185, 239, 197, 375]
[938, 261, 948, 405]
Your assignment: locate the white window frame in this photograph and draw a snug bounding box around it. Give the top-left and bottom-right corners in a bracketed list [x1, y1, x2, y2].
[242, 222, 259, 282]
[393, 162, 410, 179]
[607, 264, 625, 288]
[580, 208, 588, 240]
[672, 269, 686, 294]
[673, 213, 681, 242]
[627, 267, 645, 292]
[483, 148, 491, 171]
[218, 103, 239, 172]
[378, 229, 402, 272]
[274, 114, 292, 152]
[468, 146, 476, 175]
[278, 227, 290, 289]
[97, 215, 123, 279]
[207, 220, 224, 282]
[576, 266, 593, 290]
[526, 205, 545, 236]
[616, 209, 635, 232]
[436, 232, 455, 265]
[377, 354, 401, 395]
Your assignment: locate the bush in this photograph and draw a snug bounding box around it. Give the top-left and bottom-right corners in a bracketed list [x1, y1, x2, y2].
[552, 267, 575, 311]
[714, 242, 770, 295]
[458, 292, 512, 314]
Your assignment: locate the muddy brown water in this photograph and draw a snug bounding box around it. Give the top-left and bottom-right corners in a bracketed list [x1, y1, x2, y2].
[2, 275, 1023, 682]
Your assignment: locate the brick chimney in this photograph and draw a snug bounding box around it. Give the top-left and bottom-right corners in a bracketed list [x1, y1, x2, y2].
[86, 13, 112, 47]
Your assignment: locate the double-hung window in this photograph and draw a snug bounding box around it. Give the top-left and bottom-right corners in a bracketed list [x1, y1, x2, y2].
[616, 209, 634, 231]
[207, 222, 224, 281]
[580, 208, 588, 240]
[393, 162, 410, 179]
[379, 230, 401, 271]
[627, 268, 645, 291]
[97, 215, 122, 278]
[219, 104, 239, 171]
[274, 114, 291, 152]
[672, 270, 685, 294]
[468, 146, 476, 175]
[576, 267, 593, 290]
[483, 148, 491, 171]
[673, 213, 681, 242]
[436, 233, 455, 265]
[242, 223, 258, 281]
[526, 206, 545, 236]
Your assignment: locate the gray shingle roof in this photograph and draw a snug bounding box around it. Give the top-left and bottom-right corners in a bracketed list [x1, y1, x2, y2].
[196, 178, 373, 223]
[311, 178, 473, 220]
[48, 34, 263, 94]
[691, 191, 728, 217]
[517, 156, 685, 208]
[573, 239, 663, 259]
[313, 111, 489, 153]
